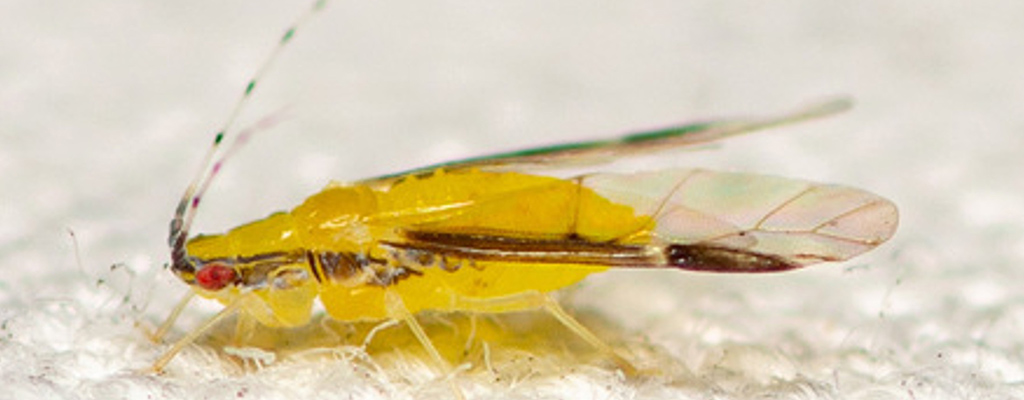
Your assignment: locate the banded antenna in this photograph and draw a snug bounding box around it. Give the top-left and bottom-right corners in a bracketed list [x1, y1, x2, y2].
[169, 0, 329, 276]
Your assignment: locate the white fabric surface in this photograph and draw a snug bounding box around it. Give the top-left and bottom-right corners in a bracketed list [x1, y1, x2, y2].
[2, 1, 1023, 399]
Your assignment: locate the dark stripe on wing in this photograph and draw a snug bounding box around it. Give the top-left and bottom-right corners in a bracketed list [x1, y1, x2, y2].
[393, 230, 659, 267]
[664, 244, 801, 273]
[395, 230, 808, 274]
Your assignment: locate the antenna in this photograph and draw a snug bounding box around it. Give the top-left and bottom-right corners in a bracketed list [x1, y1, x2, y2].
[169, 0, 328, 276]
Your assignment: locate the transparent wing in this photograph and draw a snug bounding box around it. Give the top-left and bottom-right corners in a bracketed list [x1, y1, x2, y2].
[360, 98, 852, 188]
[581, 169, 898, 271]
[387, 168, 898, 273]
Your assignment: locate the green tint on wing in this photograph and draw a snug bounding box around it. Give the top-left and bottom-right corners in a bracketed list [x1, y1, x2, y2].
[360, 98, 853, 186]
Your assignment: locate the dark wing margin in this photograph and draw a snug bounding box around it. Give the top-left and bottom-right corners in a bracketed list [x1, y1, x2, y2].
[378, 165, 898, 274]
[386, 230, 659, 267]
[663, 244, 801, 273]
[385, 231, 805, 273]
[359, 98, 853, 186]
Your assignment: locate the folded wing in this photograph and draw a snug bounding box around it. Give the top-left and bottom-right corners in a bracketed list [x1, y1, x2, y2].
[391, 168, 898, 273]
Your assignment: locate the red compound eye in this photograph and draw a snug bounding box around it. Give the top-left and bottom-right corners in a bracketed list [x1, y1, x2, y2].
[195, 264, 237, 291]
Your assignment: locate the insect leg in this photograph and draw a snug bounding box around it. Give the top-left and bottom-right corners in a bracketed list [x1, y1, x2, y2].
[233, 312, 259, 347]
[541, 296, 639, 376]
[361, 319, 400, 349]
[149, 297, 242, 373]
[384, 291, 465, 400]
[452, 291, 637, 375]
[149, 291, 196, 343]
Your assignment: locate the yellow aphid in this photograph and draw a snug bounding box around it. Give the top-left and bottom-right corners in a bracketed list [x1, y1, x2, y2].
[148, 2, 898, 394]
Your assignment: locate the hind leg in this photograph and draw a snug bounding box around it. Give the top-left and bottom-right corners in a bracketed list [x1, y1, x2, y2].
[450, 290, 637, 375]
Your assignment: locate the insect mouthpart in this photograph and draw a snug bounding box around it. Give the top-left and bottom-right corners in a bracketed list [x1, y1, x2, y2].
[194, 263, 238, 291]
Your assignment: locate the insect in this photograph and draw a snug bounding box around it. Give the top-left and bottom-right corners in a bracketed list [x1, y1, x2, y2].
[148, 1, 898, 390]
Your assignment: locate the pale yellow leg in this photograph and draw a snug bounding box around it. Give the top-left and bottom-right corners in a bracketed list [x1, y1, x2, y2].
[452, 290, 637, 375]
[384, 291, 465, 400]
[463, 314, 479, 357]
[232, 311, 258, 346]
[149, 291, 196, 343]
[149, 299, 241, 373]
[361, 319, 400, 349]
